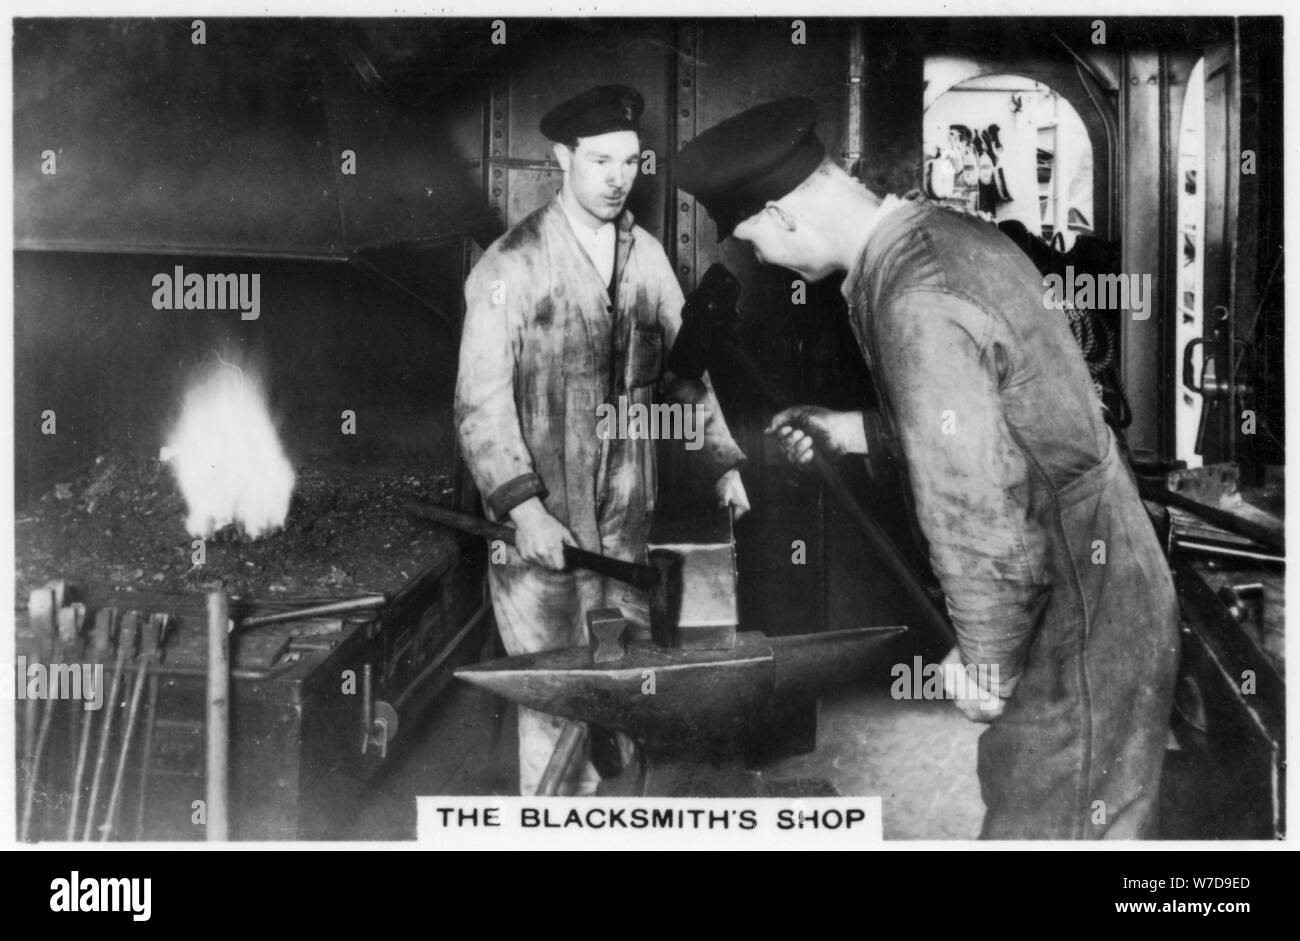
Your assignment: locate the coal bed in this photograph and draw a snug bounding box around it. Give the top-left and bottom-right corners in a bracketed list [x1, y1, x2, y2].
[15, 451, 459, 602]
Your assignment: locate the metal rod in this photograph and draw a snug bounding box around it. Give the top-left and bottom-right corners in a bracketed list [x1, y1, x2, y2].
[361, 662, 373, 752]
[19, 665, 60, 841]
[1174, 540, 1284, 564]
[715, 336, 958, 648]
[67, 659, 103, 841]
[84, 617, 133, 841]
[206, 590, 231, 841]
[100, 655, 150, 841]
[239, 593, 388, 629]
[19, 591, 65, 842]
[18, 589, 55, 838]
[133, 674, 160, 840]
[64, 605, 87, 800]
[20, 695, 39, 805]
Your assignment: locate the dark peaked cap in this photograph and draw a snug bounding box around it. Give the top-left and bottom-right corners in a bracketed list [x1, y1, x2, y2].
[674, 97, 826, 239]
[540, 85, 645, 142]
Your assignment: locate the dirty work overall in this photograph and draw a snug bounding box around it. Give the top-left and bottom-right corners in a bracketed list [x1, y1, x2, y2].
[456, 197, 744, 794]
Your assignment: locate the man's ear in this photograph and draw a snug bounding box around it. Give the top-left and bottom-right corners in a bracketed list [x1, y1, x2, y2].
[553, 142, 573, 173]
[764, 202, 797, 231]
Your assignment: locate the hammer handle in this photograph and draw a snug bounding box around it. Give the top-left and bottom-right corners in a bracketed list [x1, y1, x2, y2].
[406, 502, 660, 591]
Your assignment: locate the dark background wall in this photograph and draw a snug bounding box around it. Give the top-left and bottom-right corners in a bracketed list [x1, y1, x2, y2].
[14, 245, 470, 502]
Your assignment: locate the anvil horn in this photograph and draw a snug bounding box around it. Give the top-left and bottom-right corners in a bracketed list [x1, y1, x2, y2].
[455, 627, 905, 748]
[769, 628, 908, 701]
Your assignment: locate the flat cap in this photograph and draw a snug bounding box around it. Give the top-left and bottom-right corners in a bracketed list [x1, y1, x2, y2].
[540, 84, 645, 143]
[674, 98, 826, 239]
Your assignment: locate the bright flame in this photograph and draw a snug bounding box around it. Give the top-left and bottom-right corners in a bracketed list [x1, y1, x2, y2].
[161, 364, 295, 539]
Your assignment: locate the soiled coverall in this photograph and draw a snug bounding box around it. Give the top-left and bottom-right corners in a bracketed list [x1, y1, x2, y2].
[845, 198, 1180, 838]
[456, 196, 745, 795]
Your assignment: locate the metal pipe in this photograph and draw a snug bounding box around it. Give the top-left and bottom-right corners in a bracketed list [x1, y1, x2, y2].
[206, 590, 230, 841]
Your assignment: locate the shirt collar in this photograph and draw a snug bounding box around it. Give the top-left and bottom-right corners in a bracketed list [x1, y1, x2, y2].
[840, 193, 905, 302]
[559, 195, 616, 242]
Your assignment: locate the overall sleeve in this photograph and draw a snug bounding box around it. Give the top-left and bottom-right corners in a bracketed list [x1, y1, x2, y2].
[874, 289, 1051, 686]
[652, 252, 746, 478]
[455, 253, 548, 518]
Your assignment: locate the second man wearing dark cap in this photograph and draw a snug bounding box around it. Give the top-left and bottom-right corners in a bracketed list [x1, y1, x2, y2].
[675, 97, 1180, 839]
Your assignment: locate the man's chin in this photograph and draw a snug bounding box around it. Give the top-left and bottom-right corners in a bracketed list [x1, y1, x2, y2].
[589, 201, 625, 220]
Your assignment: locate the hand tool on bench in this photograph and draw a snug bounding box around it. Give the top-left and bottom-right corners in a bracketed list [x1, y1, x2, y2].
[62, 604, 88, 789]
[238, 593, 389, 629]
[133, 656, 162, 840]
[19, 586, 58, 841]
[68, 607, 117, 840]
[84, 611, 138, 840]
[101, 613, 167, 840]
[406, 501, 662, 591]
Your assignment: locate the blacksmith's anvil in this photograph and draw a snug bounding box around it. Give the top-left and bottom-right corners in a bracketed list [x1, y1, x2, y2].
[456, 509, 907, 794]
[455, 626, 905, 752]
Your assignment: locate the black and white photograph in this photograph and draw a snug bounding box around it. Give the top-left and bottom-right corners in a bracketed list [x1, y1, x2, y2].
[5, 7, 1288, 861]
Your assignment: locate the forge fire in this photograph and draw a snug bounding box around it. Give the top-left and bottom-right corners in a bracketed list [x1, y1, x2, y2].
[160, 362, 295, 540]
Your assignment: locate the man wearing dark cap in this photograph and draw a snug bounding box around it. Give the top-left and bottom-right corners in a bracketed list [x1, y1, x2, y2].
[456, 85, 748, 796]
[675, 98, 1179, 839]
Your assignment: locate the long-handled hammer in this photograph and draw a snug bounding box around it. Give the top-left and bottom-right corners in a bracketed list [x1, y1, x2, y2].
[405, 501, 661, 591]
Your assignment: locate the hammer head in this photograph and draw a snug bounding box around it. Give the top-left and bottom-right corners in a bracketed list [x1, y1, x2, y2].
[586, 608, 628, 664]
